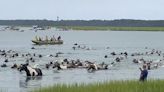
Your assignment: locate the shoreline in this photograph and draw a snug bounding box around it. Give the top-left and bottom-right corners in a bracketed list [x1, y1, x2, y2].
[1, 25, 164, 32]
[56, 26, 164, 31]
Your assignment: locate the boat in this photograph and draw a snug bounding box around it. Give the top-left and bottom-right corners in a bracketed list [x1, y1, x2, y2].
[31, 40, 63, 45]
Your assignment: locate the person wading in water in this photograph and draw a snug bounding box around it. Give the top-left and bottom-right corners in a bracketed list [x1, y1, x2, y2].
[139, 64, 148, 81]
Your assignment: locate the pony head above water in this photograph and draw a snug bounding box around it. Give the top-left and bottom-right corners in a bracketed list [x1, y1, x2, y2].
[19, 63, 29, 72]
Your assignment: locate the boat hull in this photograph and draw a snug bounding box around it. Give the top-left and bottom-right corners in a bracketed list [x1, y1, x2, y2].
[31, 40, 63, 45]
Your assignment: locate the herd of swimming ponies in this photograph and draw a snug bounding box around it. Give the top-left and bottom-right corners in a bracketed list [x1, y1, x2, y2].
[0, 43, 164, 77]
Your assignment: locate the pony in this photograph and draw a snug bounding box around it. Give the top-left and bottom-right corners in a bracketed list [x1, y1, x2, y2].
[52, 62, 67, 70]
[19, 64, 42, 76]
[52, 59, 77, 70]
[87, 62, 108, 72]
[87, 63, 98, 72]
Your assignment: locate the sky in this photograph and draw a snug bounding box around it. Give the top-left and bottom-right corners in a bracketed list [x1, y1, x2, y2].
[0, 0, 163, 20]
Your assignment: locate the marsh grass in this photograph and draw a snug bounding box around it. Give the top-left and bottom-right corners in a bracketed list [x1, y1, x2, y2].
[33, 80, 164, 92]
[56, 26, 164, 31]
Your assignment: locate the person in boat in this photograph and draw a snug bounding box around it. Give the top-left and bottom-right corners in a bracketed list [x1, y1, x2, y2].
[50, 37, 53, 41]
[139, 64, 148, 81]
[53, 35, 56, 41]
[57, 36, 61, 41]
[38, 37, 42, 41]
[45, 35, 48, 41]
[35, 36, 38, 41]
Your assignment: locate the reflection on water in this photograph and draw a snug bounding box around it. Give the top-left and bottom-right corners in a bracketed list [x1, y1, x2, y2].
[20, 76, 42, 92]
[0, 29, 164, 92]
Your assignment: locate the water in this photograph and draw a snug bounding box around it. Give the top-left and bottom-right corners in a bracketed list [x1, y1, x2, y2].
[0, 28, 164, 92]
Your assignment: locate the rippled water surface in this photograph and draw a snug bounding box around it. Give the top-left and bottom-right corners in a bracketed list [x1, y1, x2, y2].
[0, 28, 164, 92]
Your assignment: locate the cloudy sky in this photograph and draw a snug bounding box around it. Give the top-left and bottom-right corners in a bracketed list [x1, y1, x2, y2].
[0, 0, 163, 20]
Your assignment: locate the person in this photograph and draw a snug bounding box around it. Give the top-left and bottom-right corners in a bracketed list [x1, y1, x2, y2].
[38, 37, 42, 41]
[50, 37, 53, 41]
[35, 36, 38, 41]
[57, 36, 61, 40]
[139, 64, 148, 81]
[45, 35, 48, 41]
[53, 35, 56, 41]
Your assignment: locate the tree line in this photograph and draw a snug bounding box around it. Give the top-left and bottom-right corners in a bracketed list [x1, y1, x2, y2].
[0, 19, 164, 27]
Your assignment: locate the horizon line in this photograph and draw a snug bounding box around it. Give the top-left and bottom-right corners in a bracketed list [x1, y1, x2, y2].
[0, 19, 164, 21]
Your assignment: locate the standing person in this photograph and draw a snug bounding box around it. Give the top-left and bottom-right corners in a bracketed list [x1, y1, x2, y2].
[139, 65, 148, 81]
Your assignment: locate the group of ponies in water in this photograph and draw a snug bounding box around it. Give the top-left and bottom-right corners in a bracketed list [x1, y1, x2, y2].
[1, 47, 164, 79]
[13, 58, 110, 77]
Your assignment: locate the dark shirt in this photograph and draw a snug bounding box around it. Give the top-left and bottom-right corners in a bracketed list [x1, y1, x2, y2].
[57, 36, 61, 40]
[140, 69, 148, 81]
